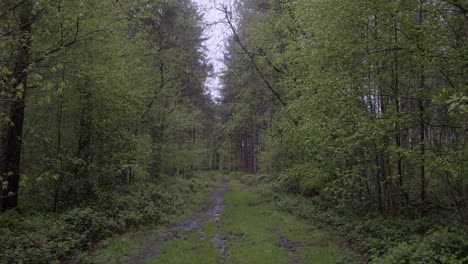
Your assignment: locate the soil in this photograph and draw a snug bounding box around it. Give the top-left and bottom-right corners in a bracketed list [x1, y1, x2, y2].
[267, 228, 304, 264]
[122, 177, 231, 264]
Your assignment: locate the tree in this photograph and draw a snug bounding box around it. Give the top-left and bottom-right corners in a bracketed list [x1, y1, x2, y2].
[220, 0, 467, 219]
[0, 0, 33, 210]
[0, 0, 216, 211]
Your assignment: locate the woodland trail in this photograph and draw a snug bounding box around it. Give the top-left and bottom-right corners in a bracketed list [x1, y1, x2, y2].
[122, 177, 231, 263]
[119, 176, 348, 264]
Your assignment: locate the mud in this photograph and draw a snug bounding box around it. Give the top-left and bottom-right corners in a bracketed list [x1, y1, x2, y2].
[279, 236, 304, 263]
[267, 228, 304, 264]
[122, 177, 230, 264]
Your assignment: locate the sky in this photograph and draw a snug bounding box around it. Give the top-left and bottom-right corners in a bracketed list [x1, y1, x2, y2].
[192, 0, 236, 101]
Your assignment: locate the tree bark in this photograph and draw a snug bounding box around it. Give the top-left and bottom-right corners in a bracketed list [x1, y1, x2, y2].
[419, 96, 426, 217]
[0, 1, 33, 211]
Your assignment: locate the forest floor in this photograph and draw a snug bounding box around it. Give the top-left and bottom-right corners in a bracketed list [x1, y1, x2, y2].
[93, 175, 349, 264]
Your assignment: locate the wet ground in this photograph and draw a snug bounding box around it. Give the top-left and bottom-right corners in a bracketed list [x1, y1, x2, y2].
[119, 176, 348, 264]
[122, 177, 230, 263]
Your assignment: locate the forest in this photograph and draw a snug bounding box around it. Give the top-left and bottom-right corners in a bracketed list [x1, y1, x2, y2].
[0, 0, 466, 263]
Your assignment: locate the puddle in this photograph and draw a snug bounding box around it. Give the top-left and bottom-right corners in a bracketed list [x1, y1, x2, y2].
[123, 177, 230, 263]
[268, 228, 304, 264]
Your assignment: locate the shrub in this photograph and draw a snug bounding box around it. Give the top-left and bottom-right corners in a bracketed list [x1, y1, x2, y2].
[277, 163, 327, 196]
[372, 228, 468, 264]
[0, 173, 211, 264]
[270, 189, 467, 264]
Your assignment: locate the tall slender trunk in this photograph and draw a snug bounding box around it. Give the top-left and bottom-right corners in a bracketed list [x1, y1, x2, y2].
[375, 153, 384, 215]
[418, 0, 427, 218]
[419, 96, 426, 216]
[239, 135, 244, 171]
[0, 1, 33, 211]
[252, 126, 257, 174]
[392, 16, 405, 214]
[229, 140, 232, 171]
[267, 101, 273, 175]
[53, 70, 66, 212]
[75, 85, 92, 178]
[385, 150, 396, 217]
[380, 88, 396, 217]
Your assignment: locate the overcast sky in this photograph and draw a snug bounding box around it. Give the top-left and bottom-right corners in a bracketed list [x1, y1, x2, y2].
[192, 0, 236, 101]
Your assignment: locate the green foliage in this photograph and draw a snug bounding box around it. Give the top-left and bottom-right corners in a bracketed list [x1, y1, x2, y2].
[152, 234, 221, 264]
[230, 172, 467, 264]
[1, 0, 216, 212]
[277, 163, 327, 196]
[221, 0, 467, 226]
[0, 173, 213, 263]
[273, 187, 467, 264]
[373, 229, 468, 264]
[222, 178, 348, 264]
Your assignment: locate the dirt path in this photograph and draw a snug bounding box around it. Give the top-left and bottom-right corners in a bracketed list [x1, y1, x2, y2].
[117, 177, 350, 264]
[122, 177, 230, 264]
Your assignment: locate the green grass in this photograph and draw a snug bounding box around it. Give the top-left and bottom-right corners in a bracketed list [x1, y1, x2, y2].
[92, 229, 151, 264]
[90, 173, 214, 263]
[221, 181, 346, 264]
[148, 231, 221, 264]
[92, 175, 348, 264]
[299, 244, 346, 264]
[202, 222, 218, 238]
[221, 186, 289, 264]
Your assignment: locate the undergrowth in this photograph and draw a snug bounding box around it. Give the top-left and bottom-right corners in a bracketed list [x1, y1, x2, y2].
[230, 172, 468, 264]
[0, 172, 216, 264]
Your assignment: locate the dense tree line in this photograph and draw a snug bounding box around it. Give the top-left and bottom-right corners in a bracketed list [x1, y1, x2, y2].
[220, 0, 466, 220]
[0, 0, 215, 212]
[1, 0, 466, 262]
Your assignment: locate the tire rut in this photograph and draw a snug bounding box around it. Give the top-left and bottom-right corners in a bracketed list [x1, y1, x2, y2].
[122, 177, 230, 264]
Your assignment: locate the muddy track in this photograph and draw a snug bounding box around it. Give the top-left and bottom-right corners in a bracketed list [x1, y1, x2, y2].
[122, 177, 230, 264]
[267, 228, 304, 264]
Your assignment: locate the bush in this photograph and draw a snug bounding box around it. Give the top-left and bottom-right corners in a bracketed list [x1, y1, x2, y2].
[270, 189, 467, 264]
[372, 228, 468, 264]
[233, 172, 274, 186]
[277, 163, 327, 196]
[0, 173, 211, 264]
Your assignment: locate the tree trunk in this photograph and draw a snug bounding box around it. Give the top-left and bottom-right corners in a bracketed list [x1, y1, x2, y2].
[375, 154, 384, 215]
[53, 85, 65, 212]
[252, 127, 257, 174]
[0, 1, 33, 211]
[419, 96, 426, 217]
